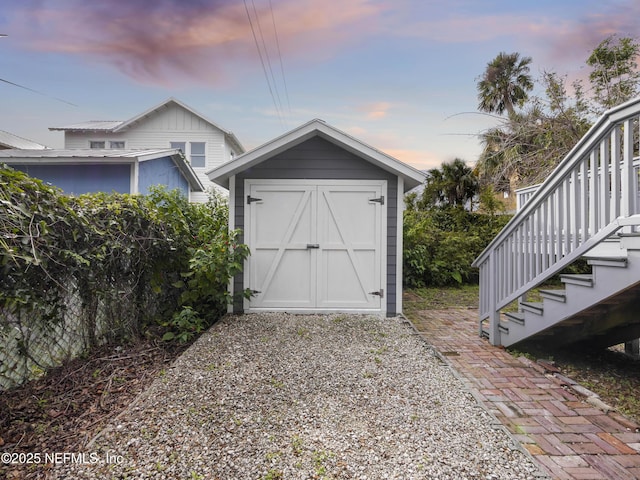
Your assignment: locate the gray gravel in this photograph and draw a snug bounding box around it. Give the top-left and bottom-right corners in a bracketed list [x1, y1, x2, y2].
[54, 313, 545, 479]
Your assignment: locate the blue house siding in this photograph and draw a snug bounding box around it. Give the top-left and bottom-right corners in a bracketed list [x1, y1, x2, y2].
[138, 156, 189, 196]
[11, 163, 131, 195]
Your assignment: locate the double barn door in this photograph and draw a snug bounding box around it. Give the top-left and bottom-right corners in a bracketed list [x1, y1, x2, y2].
[245, 180, 386, 313]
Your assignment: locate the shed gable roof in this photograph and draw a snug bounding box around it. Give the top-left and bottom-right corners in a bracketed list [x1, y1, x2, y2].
[207, 119, 426, 191]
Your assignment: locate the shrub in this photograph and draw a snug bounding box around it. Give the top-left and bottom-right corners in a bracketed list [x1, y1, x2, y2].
[403, 206, 511, 287]
[1, 164, 250, 387]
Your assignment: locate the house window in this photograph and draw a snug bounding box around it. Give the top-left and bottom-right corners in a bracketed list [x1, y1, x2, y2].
[170, 141, 186, 153]
[190, 142, 206, 168]
[89, 141, 105, 149]
[110, 141, 125, 149]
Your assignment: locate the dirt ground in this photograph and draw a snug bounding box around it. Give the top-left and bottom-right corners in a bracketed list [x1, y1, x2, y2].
[0, 340, 189, 480]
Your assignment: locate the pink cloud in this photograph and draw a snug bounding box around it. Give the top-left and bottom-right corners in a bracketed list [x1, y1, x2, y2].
[10, 0, 386, 86]
[382, 148, 438, 170]
[350, 101, 393, 120]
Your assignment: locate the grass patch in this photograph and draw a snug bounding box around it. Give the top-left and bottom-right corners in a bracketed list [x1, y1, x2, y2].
[404, 284, 479, 312]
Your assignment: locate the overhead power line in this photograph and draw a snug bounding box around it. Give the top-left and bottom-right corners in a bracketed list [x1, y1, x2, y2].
[268, 0, 291, 116]
[0, 77, 78, 106]
[251, 0, 284, 119]
[243, 0, 283, 128]
[243, 0, 292, 129]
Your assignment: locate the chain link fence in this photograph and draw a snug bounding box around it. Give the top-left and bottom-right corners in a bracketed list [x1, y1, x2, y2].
[0, 278, 158, 391]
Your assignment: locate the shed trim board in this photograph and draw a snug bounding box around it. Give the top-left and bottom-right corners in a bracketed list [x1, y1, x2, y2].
[206, 119, 425, 191]
[396, 176, 405, 313]
[243, 179, 387, 315]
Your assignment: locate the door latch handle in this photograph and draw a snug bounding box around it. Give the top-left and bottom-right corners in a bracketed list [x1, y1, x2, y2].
[306, 243, 320, 249]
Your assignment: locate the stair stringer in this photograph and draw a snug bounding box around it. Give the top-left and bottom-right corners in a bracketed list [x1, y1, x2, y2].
[499, 250, 640, 347]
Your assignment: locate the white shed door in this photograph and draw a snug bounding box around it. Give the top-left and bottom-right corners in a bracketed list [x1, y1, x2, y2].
[246, 180, 385, 312]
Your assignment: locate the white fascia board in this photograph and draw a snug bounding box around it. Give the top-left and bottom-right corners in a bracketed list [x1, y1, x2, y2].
[2, 157, 133, 165]
[207, 119, 426, 190]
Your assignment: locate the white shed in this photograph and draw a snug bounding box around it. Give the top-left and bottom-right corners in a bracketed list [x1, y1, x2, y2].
[207, 120, 425, 316]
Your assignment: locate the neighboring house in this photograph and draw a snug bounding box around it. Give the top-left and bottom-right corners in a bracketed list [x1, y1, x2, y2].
[0, 130, 49, 150]
[0, 148, 203, 199]
[49, 97, 244, 202]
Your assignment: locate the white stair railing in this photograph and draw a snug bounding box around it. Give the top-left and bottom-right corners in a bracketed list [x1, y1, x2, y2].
[473, 97, 640, 346]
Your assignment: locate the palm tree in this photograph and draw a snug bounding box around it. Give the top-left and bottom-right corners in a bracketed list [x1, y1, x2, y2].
[441, 158, 479, 210]
[477, 52, 533, 117]
[421, 159, 478, 210]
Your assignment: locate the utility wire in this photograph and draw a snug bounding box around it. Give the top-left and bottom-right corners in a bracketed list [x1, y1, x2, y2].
[0, 77, 78, 106]
[243, 0, 284, 128]
[0, 34, 77, 106]
[251, 0, 285, 124]
[268, 0, 291, 117]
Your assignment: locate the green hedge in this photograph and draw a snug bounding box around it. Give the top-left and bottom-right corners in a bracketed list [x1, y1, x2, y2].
[0, 164, 248, 347]
[403, 207, 511, 287]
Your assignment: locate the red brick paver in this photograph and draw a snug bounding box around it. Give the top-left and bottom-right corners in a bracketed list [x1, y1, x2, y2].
[408, 307, 640, 480]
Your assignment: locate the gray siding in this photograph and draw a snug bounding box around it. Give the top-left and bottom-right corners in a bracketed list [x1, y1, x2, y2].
[232, 136, 398, 315]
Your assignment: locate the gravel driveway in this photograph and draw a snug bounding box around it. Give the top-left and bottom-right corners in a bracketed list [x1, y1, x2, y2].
[54, 313, 544, 479]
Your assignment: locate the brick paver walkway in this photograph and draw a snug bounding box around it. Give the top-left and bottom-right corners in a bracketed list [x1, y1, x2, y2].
[408, 307, 640, 480]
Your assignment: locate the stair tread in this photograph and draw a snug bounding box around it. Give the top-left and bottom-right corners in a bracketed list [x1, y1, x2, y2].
[560, 274, 594, 285]
[539, 289, 567, 301]
[520, 301, 544, 315]
[583, 255, 627, 261]
[504, 311, 525, 325]
[561, 274, 593, 279]
[539, 289, 566, 296]
[521, 301, 543, 307]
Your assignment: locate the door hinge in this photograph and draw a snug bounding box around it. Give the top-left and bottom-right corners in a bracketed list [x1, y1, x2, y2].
[369, 289, 384, 298]
[247, 195, 263, 204]
[369, 196, 384, 205]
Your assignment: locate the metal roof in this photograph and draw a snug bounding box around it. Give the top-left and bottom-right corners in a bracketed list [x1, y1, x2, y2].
[0, 130, 49, 149]
[48, 121, 124, 132]
[0, 148, 204, 191]
[0, 148, 175, 159]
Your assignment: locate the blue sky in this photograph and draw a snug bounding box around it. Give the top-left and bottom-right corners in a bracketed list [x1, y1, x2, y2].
[2, 0, 639, 170]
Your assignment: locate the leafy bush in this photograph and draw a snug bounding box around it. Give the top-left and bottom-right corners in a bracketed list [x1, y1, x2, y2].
[1, 164, 249, 354]
[403, 206, 511, 287]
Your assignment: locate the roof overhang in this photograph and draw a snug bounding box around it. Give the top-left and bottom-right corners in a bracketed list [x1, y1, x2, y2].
[207, 119, 426, 191]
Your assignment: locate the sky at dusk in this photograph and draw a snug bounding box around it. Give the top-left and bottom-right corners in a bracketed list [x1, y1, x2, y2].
[2, 0, 640, 171]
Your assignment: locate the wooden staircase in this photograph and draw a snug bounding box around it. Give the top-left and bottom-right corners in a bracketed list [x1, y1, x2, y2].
[497, 235, 640, 348]
[473, 97, 640, 348]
